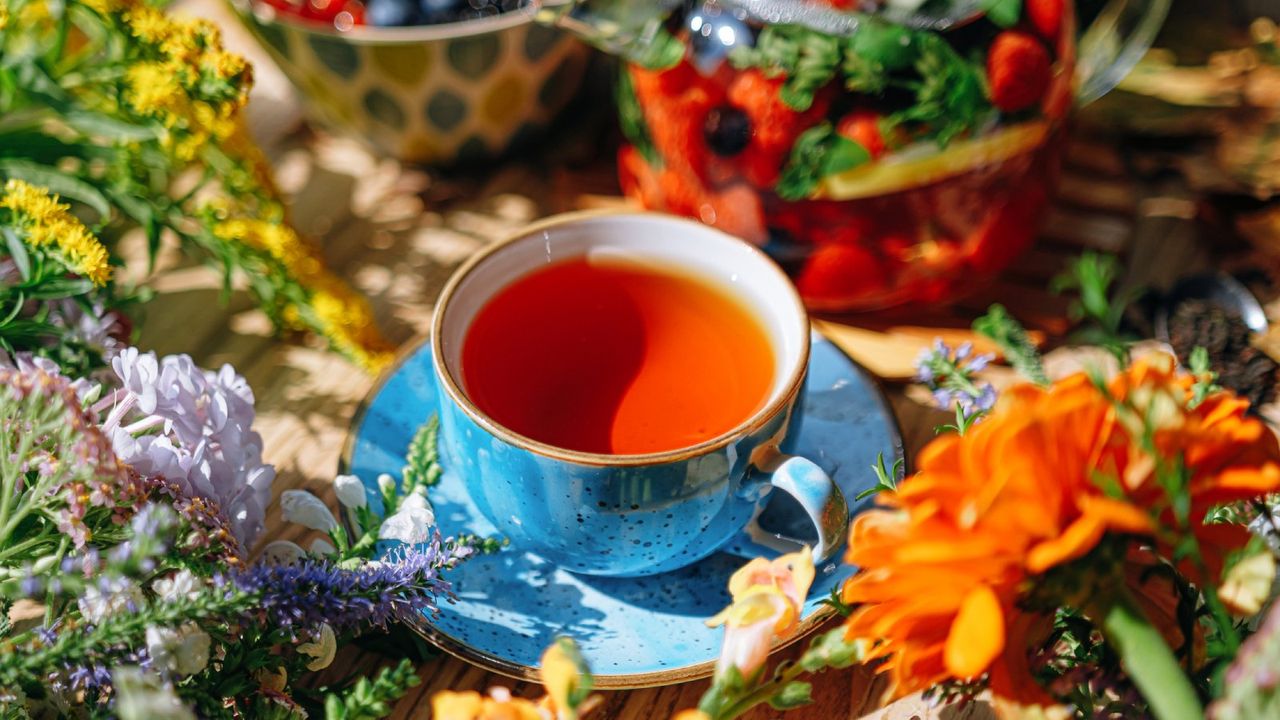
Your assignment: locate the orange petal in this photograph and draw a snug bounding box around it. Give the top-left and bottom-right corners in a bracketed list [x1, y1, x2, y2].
[943, 585, 1005, 679]
[1025, 515, 1104, 574]
[1079, 495, 1154, 534]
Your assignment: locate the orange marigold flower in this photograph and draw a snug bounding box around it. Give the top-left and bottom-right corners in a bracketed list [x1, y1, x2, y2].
[842, 355, 1280, 704]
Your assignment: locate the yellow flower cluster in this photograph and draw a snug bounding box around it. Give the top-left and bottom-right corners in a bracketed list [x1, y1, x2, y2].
[211, 212, 393, 372]
[120, 6, 252, 161]
[1, 180, 111, 286]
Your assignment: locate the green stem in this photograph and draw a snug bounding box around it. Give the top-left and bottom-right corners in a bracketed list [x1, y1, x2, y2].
[42, 536, 69, 626]
[1093, 588, 1204, 720]
[713, 664, 807, 720]
[0, 532, 56, 564]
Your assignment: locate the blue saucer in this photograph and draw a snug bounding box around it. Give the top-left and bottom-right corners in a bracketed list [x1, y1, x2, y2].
[341, 332, 903, 688]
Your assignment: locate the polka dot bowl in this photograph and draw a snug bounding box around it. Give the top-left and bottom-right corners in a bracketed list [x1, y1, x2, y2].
[227, 0, 590, 165]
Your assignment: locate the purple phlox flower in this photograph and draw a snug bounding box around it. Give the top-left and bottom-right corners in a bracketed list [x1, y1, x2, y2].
[234, 534, 473, 633]
[48, 300, 125, 362]
[914, 338, 999, 416]
[36, 619, 61, 645]
[20, 570, 43, 598]
[79, 547, 102, 576]
[0, 353, 99, 401]
[931, 388, 954, 409]
[67, 663, 113, 692]
[98, 349, 275, 549]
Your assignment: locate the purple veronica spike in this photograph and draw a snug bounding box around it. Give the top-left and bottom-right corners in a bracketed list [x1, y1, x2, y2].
[234, 536, 474, 633]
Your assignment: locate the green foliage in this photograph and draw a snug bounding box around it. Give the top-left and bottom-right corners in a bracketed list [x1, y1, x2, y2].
[798, 626, 864, 672]
[981, 0, 1023, 27]
[767, 680, 813, 710]
[614, 68, 662, 166]
[890, 33, 991, 147]
[934, 401, 984, 436]
[974, 303, 1050, 386]
[1188, 346, 1222, 409]
[401, 415, 443, 497]
[1052, 252, 1139, 365]
[776, 123, 870, 201]
[854, 452, 903, 501]
[0, 0, 390, 374]
[322, 660, 420, 720]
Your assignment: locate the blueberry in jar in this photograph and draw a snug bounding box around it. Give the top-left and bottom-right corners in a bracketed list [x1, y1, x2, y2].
[703, 105, 752, 157]
[367, 0, 421, 26]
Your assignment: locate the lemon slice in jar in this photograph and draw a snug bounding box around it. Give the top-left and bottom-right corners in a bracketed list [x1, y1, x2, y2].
[817, 121, 1050, 200]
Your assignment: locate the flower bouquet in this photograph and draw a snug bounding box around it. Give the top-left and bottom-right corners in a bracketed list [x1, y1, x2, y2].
[0, 347, 478, 717]
[423, 264, 1280, 720]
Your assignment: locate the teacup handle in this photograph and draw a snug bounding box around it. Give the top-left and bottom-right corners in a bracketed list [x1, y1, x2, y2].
[746, 454, 849, 563]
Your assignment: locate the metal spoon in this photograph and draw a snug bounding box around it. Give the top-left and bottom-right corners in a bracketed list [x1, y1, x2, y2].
[1154, 272, 1270, 345]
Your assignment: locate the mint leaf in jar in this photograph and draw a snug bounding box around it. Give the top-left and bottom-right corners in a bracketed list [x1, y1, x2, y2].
[848, 19, 916, 71]
[894, 34, 991, 146]
[776, 123, 870, 201]
[731, 25, 841, 111]
[980, 0, 1023, 28]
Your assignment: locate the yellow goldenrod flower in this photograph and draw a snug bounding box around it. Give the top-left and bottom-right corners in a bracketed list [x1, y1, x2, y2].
[1, 179, 111, 286]
[15, 0, 51, 26]
[123, 6, 173, 45]
[206, 50, 249, 82]
[78, 0, 132, 15]
[125, 62, 188, 125]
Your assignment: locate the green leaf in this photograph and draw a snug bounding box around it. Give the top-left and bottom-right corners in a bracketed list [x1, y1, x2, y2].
[0, 159, 111, 221]
[817, 586, 855, 617]
[629, 25, 685, 70]
[892, 34, 990, 147]
[776, 123, 870, 201]
[615, 68, 662, 167]
[848, 19, 916, 71]
[62, 110, 161, 142]
[981, 0, 1022, 28]
[823, 135, 871, 175]
[2, 227, 31, 281]
[732, 24, 843, 111]
[768, 681, 814, 710]
[973, 304, 1049, 386]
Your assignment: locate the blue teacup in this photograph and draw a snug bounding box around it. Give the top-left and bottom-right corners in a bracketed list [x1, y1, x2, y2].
[431, 211, 848, 576]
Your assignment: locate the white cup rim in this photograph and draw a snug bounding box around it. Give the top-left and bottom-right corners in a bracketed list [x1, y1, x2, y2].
[430, 209, 812, 467]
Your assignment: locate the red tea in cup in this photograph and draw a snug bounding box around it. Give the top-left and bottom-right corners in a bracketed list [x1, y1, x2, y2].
[461, 256, 775, 455]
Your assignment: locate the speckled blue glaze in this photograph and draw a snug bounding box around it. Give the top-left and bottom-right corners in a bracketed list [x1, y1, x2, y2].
[436, 373, 824, 576]
[345, 332, 903, 685]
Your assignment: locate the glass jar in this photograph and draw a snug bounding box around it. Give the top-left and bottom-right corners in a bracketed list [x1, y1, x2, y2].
[540, 0, 1169, 311]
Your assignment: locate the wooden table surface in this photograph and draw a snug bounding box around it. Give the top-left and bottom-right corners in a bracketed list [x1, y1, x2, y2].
[139, 4, 1234, 714]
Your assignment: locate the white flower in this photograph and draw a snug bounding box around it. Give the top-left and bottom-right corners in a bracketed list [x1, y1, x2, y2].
[105, 350, 276, 549]
[152, 570, 201, 604]
[78, 582, 144, 624]
[377, 473, 397, 497]
[145, 623, 211, 676]
[262, 540, 308, 565]
[297, 623, 337, 671]
[378, 491, 435, 545]
[309, 538, 337, 556]
[279, 490, 338, 532]
[113, 667, 195, 720]
[333, 474, 367, 509]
